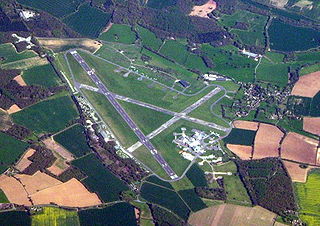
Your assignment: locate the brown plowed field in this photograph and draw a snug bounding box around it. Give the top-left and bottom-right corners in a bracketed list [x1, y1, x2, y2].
[30, 178, 102, 207]
[7, 104, 21, 114]
[253, 123, 284, 159]
[13, 75, 27, 86]
[189, 0, 217, 18]
[15, 148, 36, 172]
[303, 117, 320, 136]
[0, 175, 31, 205]
[283, 160, 310, 183]
[291, 71, 320, 98]
[43, 137, 74, 161]
[188, 204, 276, 226]
[233, 120, 259, 131]
[281, 132, 318, 165]
[15, 171, 62, 195]
[226, 144, 252, 160]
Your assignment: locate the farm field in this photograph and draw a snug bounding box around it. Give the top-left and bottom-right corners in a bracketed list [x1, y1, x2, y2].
[189, 204, 276, 226]
[295, 169, 320, 217]
[0, 189, 9, 203]
[0, 43, 37, 65]
[17, 0, 84, 18]
[268, 19, 320, 51]
[22, 63, 61, 88]
[0, 211, 31, 226]
[300, 63, 320, 75]
[79, 203, 137, 226]
[223, 128, 256, 146]
[219, 10, 268, 46]
[0, 132, 29, 173]
[12, 95, 78, 134]
[99, 24, 136, 44]
[81, 89, 139, 148]
[178, 189, 207, 212]
[136, 25, 162, 51]
[72, 154, 129, 202]
[32, 207, 80, 226]
[119, 100, 172, 135]
[140, 182, 190, 220]
[186, 163, 208, 187]
[54, 123, 91, 157]
[145, 175, 174, 190]
[201, 44, 257, 82]
[63, 3, 111, 37]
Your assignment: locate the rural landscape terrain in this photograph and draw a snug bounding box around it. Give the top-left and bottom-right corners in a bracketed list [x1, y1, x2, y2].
[0, 0, 319, 225]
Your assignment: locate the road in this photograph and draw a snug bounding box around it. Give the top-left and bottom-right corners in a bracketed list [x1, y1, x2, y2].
[70, 50, 178, 179]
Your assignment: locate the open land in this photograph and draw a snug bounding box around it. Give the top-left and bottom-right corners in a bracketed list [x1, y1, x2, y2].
[281, 132, 319, 165]
[226, 144, 253, 160]
[188, 204, 276, 226]
[189, 0, 217, 18]
[253, 123, 284, 159]
[303, 117, 320, 136]
[233, 120, 259, 131]
[283, 160, 310, 183]
[43, 137, 74, 161]
[291, 71, 320, 97]
[32, 207, 80, 226]
[13, 74, 27, 86]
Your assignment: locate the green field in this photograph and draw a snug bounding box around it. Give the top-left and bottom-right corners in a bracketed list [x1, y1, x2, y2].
[223, 128, 256, 146]
[0, 43, 37, 65]
[140, 182, 190, 220]
[256, 57, 289, 86]
[119, 100, 172, 135]
[79, 203, 137, 226]
[63, 3, 111, 37]
[54, 124, 91, 157]
[0, 189, 9, 203]
[145, 175, 174, 190]
[22, 63, 61, 88]
[219, 10, 268, 46]
[81, 89, 139, 148]
[295, 170, 320, 217]
[178, 189, 207, 212]
[300, 63, 320, 75]
[188, 90, 230, 127]
[32, 207, 80, 226]
[136, 25, 162, 51]
[213, 161, 251, 204]
[99, 24, 136, 44]
[17, 0, 83, 18]
[269, 19, 320, 51]
[12, 95, 78, 134]
[0, 132, 29, 174]
[72, 154, 129, 202]
[0, 211, 31, 226]
[201, 44, 257, 82]
[186, 163, 208, 187]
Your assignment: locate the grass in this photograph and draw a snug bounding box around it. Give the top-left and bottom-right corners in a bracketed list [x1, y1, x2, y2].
[32, 207, 80, 226]
[54, 124, 91, 157]
[159, 40, 189, 65]
[63, 3, 111, 37]
[149, 119, 220, 176]
[78, 50, 215, 112]
[186, 163, 208, 187]
[0, 211, 31, 226]
[145, 175, 174, 190]
[300, 63, 320, 75]
[201, 44, 257, 82]
[213, 161, 251, 205]
[72, 154, 129, 202]
[269, 19, 320, 51]
[0, 189, 9, 203]
[178, 189, 207, 212]
[136, 25, 162, 51]
[119, 100, 172, 135]
[140, 182, 190, 220]
[170, 177, 195, 191]
[256, 57, 289, 86]
[17, 0, 83, 18]
[0, 132, 29, 174]
[79, 203, 137, 226]
[12, 94, 78, 134]
[0, 43, 37, 65]
[295, 169, 320, 216]
[219, 10, 268, 47]
[188, 90, 230, 127]
[22, 63, 61, 88]
[99, 24, 136, 44]
[223, 128, 256, 146]
[81, 89, 139, 148]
